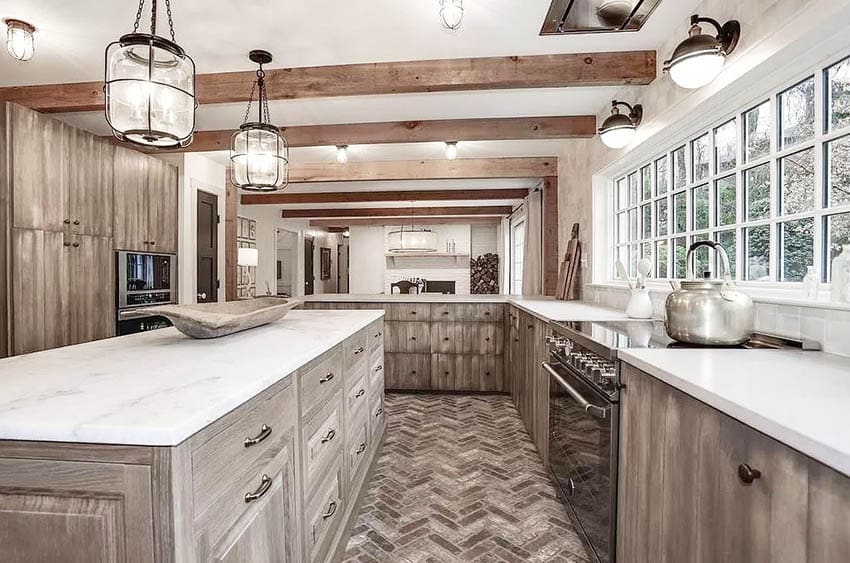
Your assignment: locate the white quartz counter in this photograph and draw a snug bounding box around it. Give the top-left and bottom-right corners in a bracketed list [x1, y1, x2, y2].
[0, 310, 383, 446]
[302, 294, 628, 322]
[619, 348, 850, 477]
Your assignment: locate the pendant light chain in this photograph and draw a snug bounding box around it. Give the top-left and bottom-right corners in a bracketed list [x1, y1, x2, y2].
[241, 64, 273, 126]
[129, 0, 176, 41]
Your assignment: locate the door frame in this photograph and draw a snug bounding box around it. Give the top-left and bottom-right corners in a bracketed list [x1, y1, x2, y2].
[196, 189, 219, 303]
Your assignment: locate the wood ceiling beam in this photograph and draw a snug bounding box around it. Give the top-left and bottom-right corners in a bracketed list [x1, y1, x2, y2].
[281, 206, 513, 219]
[284, 157, 555, 183]
[310, 217, 503, 227]
[0, 51, 656, 113]
[241, 188, 529, 205]
[152, 115, 596, 152]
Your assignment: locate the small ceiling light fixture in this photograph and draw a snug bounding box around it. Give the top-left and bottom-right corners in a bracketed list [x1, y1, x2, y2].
[230, 50, 289, 192]
[336, 145, 349, 164]
[663, 14, 741, 90]
[598, 100, 643, 149]
[104, 0, 196, 148]
[440, 0, 464, 30]
[445, 141, 458, 160]
[4, 18, 35, 61]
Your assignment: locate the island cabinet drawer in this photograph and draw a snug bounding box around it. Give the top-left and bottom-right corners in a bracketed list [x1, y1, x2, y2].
[370, 354, 385, 386]
[343, 329, 369, 367]
[346, 374, 370, 420]
[431, 354, 504, 392]
[302, 392, 344, 491]
[370, 391, 386, 440]
[370, 360, 386, 395]
[300, 348, 343, 418]
[385, 353, 430, 390]
[191, 379, 296, 520]
[385, 321, 430, 353]
[431, 303, 504, 322]
[367, 320, 385, 353]
[305, 462, 346, 563]
[385, 303, 431, 321]
[347, 416, 370, 487]
[195, 434, 297, 560]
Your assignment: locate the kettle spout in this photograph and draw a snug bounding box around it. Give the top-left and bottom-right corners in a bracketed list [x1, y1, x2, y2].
[669, 280, 681, 291]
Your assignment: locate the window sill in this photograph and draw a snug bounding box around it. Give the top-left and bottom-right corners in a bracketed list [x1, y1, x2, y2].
[587, 281, 850, 312]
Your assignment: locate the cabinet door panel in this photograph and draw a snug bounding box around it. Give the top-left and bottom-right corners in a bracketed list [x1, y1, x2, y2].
[147, 159, 178, 254]
[385, 322, 430, 353]
[69, 130, 114, 237]
[430, 322, 464, 354]
[208, 447, 297, 563]
[431, 354, 502, 391]
[9, 104, 68, 232]
[0, 458, 154, 563]
[11, 229, 70, 354]
[385, 353, 430, 390]
[113, 147, 149, 251]
[69, 235, 115, 345]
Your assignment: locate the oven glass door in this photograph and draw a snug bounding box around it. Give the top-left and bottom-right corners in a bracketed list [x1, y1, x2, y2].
[548, 362, 614, 563]
[125, 253, 173, 292]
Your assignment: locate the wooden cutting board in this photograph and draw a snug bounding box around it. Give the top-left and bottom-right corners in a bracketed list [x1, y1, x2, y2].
[557, 223, 581, 300]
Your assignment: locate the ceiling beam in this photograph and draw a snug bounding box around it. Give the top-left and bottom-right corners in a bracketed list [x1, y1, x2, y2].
[281, 206, 513, 219]
[284, 157, 555, 183]
[0, 51, 656, 113]
[241, 188, 529, 205]
[153, 115, 596, 153]
[310, 217, 503, 228]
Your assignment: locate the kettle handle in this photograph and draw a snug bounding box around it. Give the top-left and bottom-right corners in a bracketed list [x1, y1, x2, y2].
[686, 240, 733, 282]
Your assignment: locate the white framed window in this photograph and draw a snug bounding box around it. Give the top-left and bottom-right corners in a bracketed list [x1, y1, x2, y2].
[612, 53, 850, 285]
[511, 220, 525, 294]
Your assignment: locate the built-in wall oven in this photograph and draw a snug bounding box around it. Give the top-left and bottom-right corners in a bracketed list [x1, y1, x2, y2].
[116, 251, 177, 335]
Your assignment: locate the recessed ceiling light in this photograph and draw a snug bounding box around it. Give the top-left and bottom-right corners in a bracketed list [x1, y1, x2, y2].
[663, 14, 741, 89]
[598, 101, 642, 149]
[4, 18, 35, 62]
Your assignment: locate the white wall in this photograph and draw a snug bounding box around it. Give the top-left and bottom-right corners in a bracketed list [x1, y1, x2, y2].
[159, 153, 227, 304]
[349, 226, 386, 294]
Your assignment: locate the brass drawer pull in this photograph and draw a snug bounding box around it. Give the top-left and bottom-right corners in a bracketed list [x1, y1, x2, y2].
[356, 442, 367, 455]
[354, 346, 364, 355]
[484, 311, 491, 316]
[322, 500, 338, 520]
[319, 372, 335, 384]
[485, 337, 490, 342]
[244, 424, 272, 447]
[374, 364, 383, 373]
[410, 311, 417, 315]
[374, 332, 382, 338]
[442, 311, 449, 315]
[355, 388, 365, 398]
[375, 408, 384, 417]
[320, 428, 336, 444]
[411, 336, 417, 341]
[244, 474, 272, 503]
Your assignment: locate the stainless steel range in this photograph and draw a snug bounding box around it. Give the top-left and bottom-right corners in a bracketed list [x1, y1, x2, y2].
[542, 320, 816, 563]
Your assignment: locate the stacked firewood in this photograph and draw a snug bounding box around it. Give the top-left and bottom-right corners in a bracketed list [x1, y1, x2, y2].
[470, 253, 499, 294]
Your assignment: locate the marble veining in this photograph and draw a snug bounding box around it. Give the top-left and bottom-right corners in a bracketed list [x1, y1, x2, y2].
[0, 310, 383, 446]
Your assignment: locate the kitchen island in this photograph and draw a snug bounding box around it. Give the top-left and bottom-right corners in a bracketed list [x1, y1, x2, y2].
[0, 309, 386, 563]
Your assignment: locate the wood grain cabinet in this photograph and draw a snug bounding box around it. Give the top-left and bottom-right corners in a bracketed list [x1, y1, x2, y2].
[617, 363, 850, 563]
[0, 321, 387, 563]
[114, 146, 178, 254]
[385, 353, 431, 389]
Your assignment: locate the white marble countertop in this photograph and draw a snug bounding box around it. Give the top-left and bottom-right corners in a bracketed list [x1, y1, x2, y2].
[0, 310, 383, 447]
[302, 294, 629, 323]
[619, 348, 850, 477]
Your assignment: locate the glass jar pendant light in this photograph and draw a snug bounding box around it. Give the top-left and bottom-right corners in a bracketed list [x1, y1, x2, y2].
[5, 19, 36, 61]
[104, 0, 196, 148]
[230, 50, 289, 192]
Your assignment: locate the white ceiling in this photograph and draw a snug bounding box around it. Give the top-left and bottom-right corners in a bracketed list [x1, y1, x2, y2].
[2, 0, 698, 87]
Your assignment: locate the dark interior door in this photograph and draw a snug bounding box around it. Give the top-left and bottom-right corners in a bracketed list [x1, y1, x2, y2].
[196, 191, 218, 303]
[304, 236, 315, 295]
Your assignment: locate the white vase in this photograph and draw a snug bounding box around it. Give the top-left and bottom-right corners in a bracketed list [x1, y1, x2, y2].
[626, 288, 653, 319]
[832, 245, 850, 303]
[803, 265, 819, 300]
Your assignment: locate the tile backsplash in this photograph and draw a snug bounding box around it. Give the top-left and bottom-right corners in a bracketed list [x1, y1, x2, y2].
[585, 284, 850, 357]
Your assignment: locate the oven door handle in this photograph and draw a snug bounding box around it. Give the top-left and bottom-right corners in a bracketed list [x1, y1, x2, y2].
[542, 362, 607, 420]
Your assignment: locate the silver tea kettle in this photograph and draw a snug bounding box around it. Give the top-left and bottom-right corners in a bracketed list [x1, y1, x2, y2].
[666, 240, 754, 346]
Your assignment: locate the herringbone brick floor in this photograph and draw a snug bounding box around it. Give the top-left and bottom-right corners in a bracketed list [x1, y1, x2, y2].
[342, 393, 592, 563]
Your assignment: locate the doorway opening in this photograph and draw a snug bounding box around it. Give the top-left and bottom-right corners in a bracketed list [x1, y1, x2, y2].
[304, 235, 315, 295]
[275, 229, 298, 297]
[196, 190, 219, 303]
[337, 237, 350, 293]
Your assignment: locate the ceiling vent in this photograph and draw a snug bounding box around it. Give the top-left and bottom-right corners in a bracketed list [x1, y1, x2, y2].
[540, 0, 662, 35]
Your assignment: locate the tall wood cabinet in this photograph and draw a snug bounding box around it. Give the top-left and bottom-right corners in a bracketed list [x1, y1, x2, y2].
[2, 103, 179, 356]
[618, 363, 850, 562]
